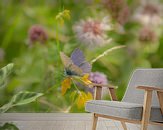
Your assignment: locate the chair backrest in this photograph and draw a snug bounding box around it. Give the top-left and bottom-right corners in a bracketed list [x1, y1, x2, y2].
[122, 69, 163, 107]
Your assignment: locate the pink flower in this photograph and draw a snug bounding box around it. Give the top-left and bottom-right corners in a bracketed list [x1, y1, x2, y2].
[139, 26, 156, 42]
[103, 0, 130, 25]
[134, 3, 162, 26]
[28, 25, 48, 44]
[142, 4, 160, 16]
[73, 18, 112, 47]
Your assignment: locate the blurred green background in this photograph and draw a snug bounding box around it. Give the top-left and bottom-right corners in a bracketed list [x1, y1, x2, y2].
[0, 0, 163, 112]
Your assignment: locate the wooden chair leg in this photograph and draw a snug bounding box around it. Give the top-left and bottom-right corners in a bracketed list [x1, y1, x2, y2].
[92, 113, 98, 130]
[157, 91, 163, 114]
[141, 90, 152, 130]
[121, 121, 127, 130]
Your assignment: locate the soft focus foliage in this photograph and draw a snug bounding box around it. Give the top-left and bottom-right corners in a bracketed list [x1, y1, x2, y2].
[0, 123, 19, 130]
[0, 63, 14, 88]
[0, 91, 43, 113]
[0, 0, 163, 112]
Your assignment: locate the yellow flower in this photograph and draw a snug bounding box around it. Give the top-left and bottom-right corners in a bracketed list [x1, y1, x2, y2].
[81, 74, 92, 85]
[63, 10, 70, 20]
[76, 91, 93, 108]
[61, 77, 71, 95]
[56, 9, 70, 25]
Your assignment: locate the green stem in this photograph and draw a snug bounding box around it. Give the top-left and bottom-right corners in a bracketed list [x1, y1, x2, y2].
[44, 86, 56, 94]
[71, 78, 80, 94]
[90, 45, 126, 65]
[56, 22, 60, 53]
[73, 76, 90, 87]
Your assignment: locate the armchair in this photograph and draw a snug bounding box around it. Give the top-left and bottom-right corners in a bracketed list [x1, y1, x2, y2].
[86, 69, 163, 130]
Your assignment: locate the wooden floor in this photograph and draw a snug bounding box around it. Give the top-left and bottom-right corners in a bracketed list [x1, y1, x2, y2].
[0, 113, 141, 130]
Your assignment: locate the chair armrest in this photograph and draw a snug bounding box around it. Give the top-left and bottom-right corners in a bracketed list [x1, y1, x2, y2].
[89, 83, 117, 89]
[137, 86, 163, 116]
[137, 86, 163, 92]
[108, 87, 118, 101]
[92, 83, 118, 101]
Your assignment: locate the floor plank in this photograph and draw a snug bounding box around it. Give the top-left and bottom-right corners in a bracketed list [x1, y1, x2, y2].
[0, 113, 138, 130]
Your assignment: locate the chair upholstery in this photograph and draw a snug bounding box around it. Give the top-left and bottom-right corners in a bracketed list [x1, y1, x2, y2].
[85, 69, 163, 123]
[123, 69, 163, 106]
[86, 100, 163, 122]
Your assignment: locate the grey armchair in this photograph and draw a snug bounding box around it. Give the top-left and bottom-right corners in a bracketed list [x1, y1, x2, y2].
[85, 69, 163, 130]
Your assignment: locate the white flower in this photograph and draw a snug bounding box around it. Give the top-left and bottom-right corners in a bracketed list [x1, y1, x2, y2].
[134, 3, 162, 27]
[73, 17, 112, 47]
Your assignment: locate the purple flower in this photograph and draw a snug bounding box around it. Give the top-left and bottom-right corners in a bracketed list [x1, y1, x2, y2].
[28, 25, 48, 44]
[85, 72, 109, 95]
[77, 72, 109, 96]
[89, 72, 108, 84]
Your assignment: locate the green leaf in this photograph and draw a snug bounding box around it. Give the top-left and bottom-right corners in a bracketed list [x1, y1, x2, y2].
[0, 91, 43, 113]
[0, 63, 14, 88]
[0, 123, 19, 130]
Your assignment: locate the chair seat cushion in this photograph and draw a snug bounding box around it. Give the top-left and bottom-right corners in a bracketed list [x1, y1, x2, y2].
[85, 100, 163, 123]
